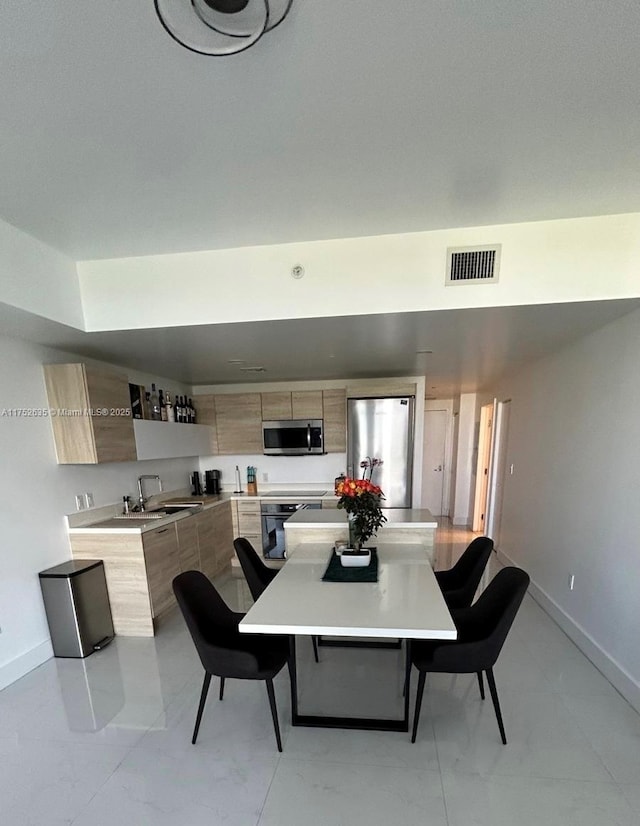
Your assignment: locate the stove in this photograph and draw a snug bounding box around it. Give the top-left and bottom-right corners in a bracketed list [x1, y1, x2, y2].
[261, 490, 327, 497]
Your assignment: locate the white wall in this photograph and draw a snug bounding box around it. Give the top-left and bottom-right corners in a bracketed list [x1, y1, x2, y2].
[452, 393, 478, 526]
[78, 213, 640, 331]
[493, 307, 640, 707]
[0, 218, 83, 329]
[198, 453, 346, 491]
[0, 334, 196, 689]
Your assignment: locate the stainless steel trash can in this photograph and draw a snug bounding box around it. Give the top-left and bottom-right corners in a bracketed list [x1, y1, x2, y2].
[39, 559, 115, 658]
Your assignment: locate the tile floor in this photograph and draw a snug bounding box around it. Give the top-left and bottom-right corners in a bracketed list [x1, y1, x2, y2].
[1, 524, 639, 825]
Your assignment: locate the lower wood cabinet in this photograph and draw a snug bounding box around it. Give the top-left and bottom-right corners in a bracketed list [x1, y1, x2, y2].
[69, 501, 234, 637]
[231, 499, 262, 551]
[196, 501, 234, 580]
[176, 516, 199, 572]
[143, 525, 181, 619]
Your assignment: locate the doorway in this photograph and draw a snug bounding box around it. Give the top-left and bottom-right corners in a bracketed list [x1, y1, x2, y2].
[421, 408, 450, 516]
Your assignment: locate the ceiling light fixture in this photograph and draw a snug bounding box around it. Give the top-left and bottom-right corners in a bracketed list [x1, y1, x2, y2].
[154, 0, 294, 56]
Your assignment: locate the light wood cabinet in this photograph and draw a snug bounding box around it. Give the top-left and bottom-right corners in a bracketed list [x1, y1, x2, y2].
[214, 393, 262, 454]
[196, 502, 234, 579]
[68, 531, 154, 637]
[70, 502, 235, 636]
[193, 394, 219, 453]
[143, 525, 181, 619]
[210, 500, 234, 574]
[261, 392, 292, 420]
[233, 500, 262, 549]
[322, 389, 347, 452]
[43, 363, 136, 463]
[292, 390, 323, 419]
[195, 509, 216, 581]
[176, 517, 199, 572]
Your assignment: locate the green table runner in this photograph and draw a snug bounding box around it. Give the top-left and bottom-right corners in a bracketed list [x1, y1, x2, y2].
[322, 549, 379, 583]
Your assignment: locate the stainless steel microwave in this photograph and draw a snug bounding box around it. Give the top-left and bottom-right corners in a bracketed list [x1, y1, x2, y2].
[262, 419, 324, 455]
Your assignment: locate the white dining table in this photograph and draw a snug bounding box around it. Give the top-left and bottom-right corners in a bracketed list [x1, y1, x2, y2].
[239, 543, 457, 732]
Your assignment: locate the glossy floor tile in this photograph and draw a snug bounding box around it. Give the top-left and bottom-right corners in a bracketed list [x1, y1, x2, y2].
[0, 522, 637, 825]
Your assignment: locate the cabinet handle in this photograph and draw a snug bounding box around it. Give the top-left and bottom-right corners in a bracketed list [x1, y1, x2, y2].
[156, 528, 170, 534]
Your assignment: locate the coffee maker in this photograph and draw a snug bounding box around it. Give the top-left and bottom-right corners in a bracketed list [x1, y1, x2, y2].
[205, 469, 221, 495]
[190, 471, 203, 496]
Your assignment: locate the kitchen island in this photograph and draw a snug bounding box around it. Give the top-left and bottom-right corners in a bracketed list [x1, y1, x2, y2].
[284, 507, 438, 565]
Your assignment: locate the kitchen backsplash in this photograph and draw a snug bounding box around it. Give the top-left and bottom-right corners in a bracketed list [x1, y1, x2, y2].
[197, 452, 346, 487]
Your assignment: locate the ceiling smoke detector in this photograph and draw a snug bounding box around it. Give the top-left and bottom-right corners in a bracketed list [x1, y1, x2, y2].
[154, 0, 294, 57]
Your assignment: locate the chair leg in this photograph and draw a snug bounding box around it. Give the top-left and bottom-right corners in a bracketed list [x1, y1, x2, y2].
[486, 667, 507, 745]
[219, 676, 225, 701]
[265, 678, 283, 752]
[192, 672, 211, 745]
[476, 671, 485, 700]
[410, 670, 427, 744]
[311, 635, 319, 663]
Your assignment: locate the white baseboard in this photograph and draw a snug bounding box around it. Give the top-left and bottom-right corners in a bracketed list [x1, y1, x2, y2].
[0, 640, 53, 691]
[496, 548, 640, 715]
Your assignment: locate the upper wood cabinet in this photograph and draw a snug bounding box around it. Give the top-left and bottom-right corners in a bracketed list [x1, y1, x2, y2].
[322, 389, 347, 452]
[214, 393, 262, 454]
[43, 363, 136, 464]
[292, 390, 323, 419]
[261, 392, 292, 420]
[190, 388, 347, 456]
[193, 394, 219, 454]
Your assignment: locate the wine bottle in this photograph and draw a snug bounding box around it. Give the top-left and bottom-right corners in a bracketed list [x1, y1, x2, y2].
[166, 392, 175, 423]
[190, 398, 197, 425]
[144, 391, 151, 420]
[150, 383, 161, 421]
[187, 397, 194, 424]
[159, 389, 167, 421]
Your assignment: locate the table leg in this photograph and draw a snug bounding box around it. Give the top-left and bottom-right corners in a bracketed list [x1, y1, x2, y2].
[288, 635, 299, 721]
[404, 639, 412, 728]
[289, 634, 409, 732]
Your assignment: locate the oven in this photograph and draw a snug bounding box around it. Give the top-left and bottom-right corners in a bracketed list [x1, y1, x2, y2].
[261, 501, 322, 558]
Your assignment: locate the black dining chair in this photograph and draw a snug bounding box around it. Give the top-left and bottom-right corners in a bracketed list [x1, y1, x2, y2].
[409, 566, 530, 745]
[234, 537, 319, 663]
[172, 570, 290, 752]
[434, 536, 494, 609]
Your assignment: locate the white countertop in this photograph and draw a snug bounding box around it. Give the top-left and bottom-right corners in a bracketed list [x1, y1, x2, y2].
[239, 543, 455, 640]
[284, 507, 438, 529]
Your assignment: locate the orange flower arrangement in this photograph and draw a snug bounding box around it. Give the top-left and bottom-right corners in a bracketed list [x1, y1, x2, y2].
[335, 477, 386, 548]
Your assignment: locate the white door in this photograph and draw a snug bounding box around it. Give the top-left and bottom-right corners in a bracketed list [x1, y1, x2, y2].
[421, 409, 448, 515]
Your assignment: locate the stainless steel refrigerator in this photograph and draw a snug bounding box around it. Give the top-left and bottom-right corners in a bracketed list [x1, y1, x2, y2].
[347, 396, 415, 508]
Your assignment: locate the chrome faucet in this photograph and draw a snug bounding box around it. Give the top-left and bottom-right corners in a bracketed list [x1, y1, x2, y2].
[137, 475, 162, 511]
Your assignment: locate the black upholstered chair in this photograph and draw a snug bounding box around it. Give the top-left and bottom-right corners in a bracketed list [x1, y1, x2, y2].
[409, 566, 530, 745]
[434, 536, 494, 609]
[234, 537, 319, 663]
[233, 536, 278, 601]
[173, 570, 290, 752]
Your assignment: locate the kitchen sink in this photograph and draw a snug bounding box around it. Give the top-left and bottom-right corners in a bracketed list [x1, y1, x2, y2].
[113, 505, 201, 520]
[148, 506, 195, 515]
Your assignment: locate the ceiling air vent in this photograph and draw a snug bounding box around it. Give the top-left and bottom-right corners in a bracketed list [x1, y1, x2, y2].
[446, 245, 501, 285]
